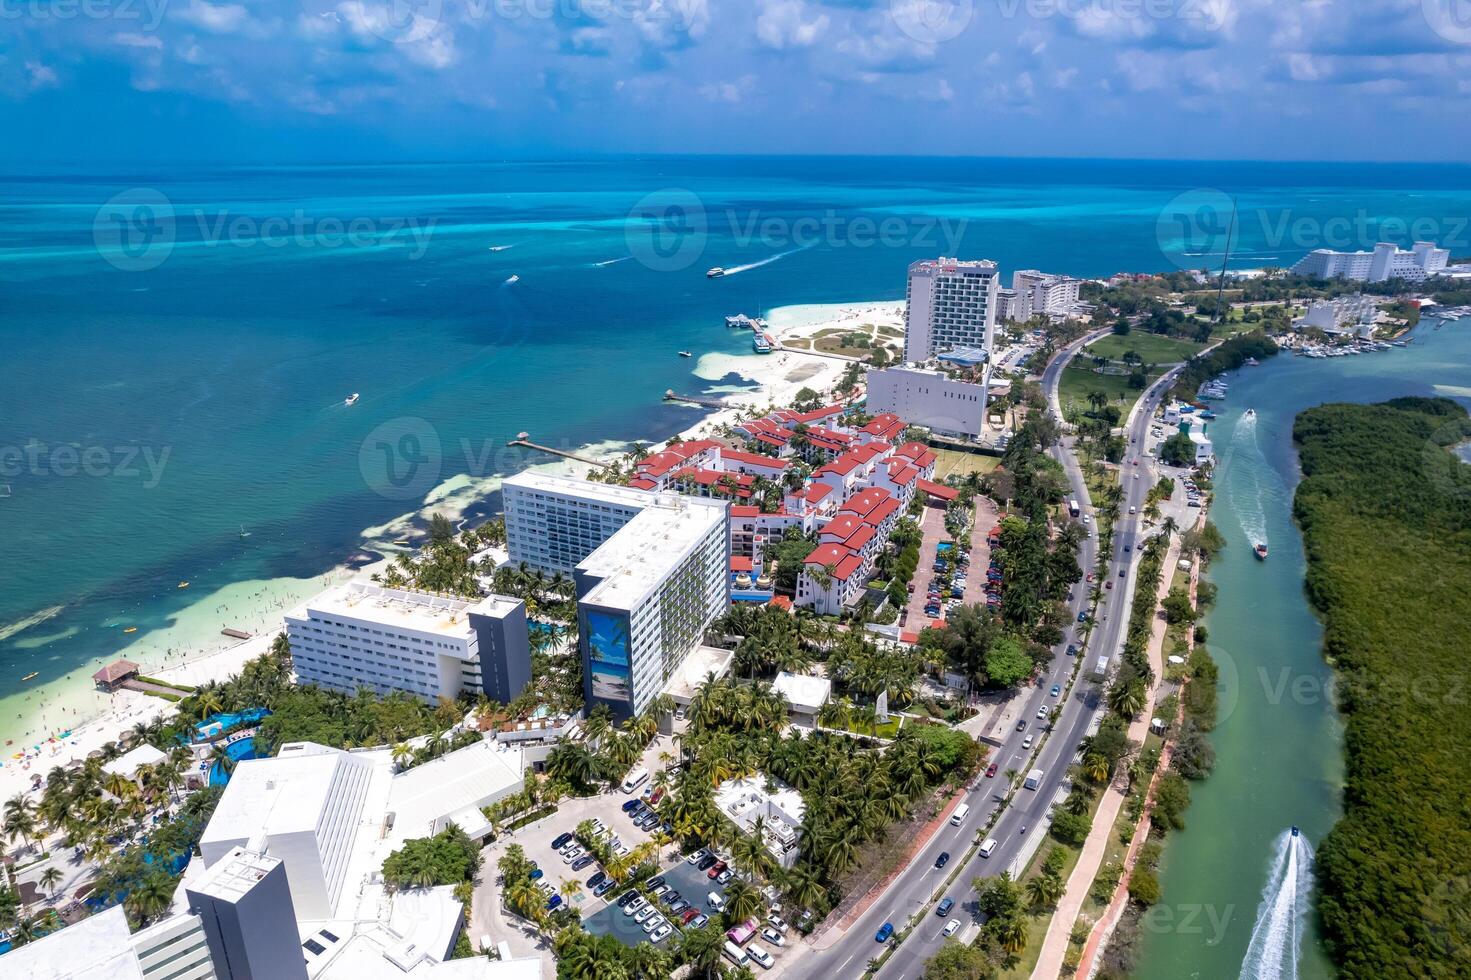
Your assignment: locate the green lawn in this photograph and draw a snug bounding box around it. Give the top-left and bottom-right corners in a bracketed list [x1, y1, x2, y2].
[1083, 333, 1205, 365]
[933, 448, 1003, 481]
[1058, 364, 1146, 418]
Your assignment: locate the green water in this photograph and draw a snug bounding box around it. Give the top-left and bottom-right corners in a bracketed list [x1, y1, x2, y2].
[1132, 322, 1471, 980]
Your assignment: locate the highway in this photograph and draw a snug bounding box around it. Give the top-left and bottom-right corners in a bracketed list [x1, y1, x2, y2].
[808, 333, 1190, 980]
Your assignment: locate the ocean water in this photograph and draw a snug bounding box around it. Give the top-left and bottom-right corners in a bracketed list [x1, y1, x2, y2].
[3, 156, 1471, 745]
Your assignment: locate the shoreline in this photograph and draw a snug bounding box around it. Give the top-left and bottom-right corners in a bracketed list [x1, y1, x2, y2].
[0, 310, 863, 799]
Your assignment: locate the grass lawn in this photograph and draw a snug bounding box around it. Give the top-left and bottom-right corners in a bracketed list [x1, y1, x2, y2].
[1058, 364, 1145, 418]
[932, 448, 1003, 482]
[1083, 333, 1205, 365]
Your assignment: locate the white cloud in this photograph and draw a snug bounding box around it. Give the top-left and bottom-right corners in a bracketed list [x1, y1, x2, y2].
[755, 0, 831, 51]
[699, 75, 757, 103]
[174, 0, 256, 35]
[24, 61, 59, 90]
[113, 32, 165, 50]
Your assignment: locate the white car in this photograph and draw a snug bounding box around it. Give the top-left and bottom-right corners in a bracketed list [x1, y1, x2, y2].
[1022, 734, 1035, 750]
[624, 897, 646, 917]
[1036, 706, 1048, 719]
[687, 848, 708, 865]
[561, 846, 583, 863]
[708, 892, 726, 912]
[634, 906, 655, 924]
[766, 915, 789, 934]
[650, 925, 672, 943]
[760, 926, 785, 947]
[747, 944, 775, 969]
[943, 920, 961, 938]
[641, 914, 665, 934]
[612, 842, 630, 857]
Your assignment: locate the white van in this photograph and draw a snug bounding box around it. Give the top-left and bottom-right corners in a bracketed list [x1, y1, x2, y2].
[723, 941, 750, 966]
[979, 837, 999, 858]
[708, 891, 727, 912]
[950, 803, 970, 827]
[621, 767, 649, 794]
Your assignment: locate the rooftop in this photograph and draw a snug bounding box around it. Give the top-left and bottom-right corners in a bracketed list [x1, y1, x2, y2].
[102, 743, 167, 780]
[200, 742, 374, 851]
[501, 470, 655, 509]
[577, 495, 727, 610]
[189, 845, 286, 902]
[661, 645, 734, 704]
[772, 672, 832, 713]
[386, 738, 524, 843]
[0, 905, 143, 980]
[290, 582, 521, 639]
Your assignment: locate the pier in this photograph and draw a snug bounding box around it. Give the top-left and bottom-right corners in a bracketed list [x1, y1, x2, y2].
[663, 389, 732, 410]
[506, 433, 613, 469]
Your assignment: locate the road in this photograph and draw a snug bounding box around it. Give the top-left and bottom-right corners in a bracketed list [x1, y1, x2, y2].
[807, 333, 1190, 980]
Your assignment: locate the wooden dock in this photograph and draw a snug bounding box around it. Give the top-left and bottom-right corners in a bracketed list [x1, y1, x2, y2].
[663, 389, 730, 409]
[506, 437, 613, 469]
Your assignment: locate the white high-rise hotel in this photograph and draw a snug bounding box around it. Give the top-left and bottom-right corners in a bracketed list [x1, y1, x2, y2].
[502, 472, 729, 718]
[902, 257, 1000, 362]
[1291, 241, 1449, 283]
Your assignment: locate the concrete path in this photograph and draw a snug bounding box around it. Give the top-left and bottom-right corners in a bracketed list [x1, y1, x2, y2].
[1030, 536, 1180, 979]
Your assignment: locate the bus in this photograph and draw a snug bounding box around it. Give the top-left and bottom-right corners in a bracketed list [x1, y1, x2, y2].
[621, 767, 650, 794]
[1067, 499, 1080, 518]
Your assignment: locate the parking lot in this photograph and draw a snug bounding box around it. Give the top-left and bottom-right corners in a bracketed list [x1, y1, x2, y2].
[584, 853, 731, 946]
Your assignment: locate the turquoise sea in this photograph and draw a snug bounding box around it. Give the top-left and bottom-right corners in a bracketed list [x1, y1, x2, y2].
[2, 157, 1470, 747]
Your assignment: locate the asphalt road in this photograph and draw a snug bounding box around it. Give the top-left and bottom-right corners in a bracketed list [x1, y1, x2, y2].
[810, 335, 1189, 980]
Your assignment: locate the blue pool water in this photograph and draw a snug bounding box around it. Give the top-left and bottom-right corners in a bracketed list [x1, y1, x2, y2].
[195, 708, 270, 739]
[208, 737, 258, 786]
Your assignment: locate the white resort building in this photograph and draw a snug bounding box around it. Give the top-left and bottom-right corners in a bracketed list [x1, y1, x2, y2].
[714, 773, 807, 870]
[285, 582, 532, 705]
[1290, 241, 1449, 283]
[902, 257, 1000, 363]
[865, 364, 990, 439]
[1012, 269, 1083, 317]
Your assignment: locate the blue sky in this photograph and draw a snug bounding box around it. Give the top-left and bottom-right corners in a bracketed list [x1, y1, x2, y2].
[4, 0, 1470, 164]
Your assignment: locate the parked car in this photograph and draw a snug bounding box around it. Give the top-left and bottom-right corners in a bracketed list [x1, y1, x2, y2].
[766, 915, 789, 934]
[571, 855, 594, 872]
[708, 860, 728, 879]
[875, 922, 894, 943]
[634, 906, 655, 924]
[587, 871, 606, 888]
[593, 879, 613, 897]
[690, 913, 710, 929]
[936, 897, 954, 917]
[716, 869, 734, 885]
[529, 868, 544, 881]
[748, 944, 775, 969]
[561, 846, 583, 863]
[669, 899, 689, 914]
[681, 908, 700, 925]
[547, 894, 562, 911]
[551, 832, 574, 849]
[698, 854, 718, 871]
[935, 851, 950, 869]
[688, 848, 709, 865]
[650, 925, 672, 943]
[625, 896, 646, 915]
[650, 884, 669, 898]
[617, 892, 638, 909]
[761, 926, 785, 947]
[707, 892, 726, 912]
[664, 890, 681, 907]
[647, 876, 666, 890]
[620, 800, 640, 813]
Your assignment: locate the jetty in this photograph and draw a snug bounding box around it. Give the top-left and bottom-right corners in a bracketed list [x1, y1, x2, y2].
[663, 389, 731, 409]
[220, 628, 252, 640]
[506, 433, 613, 470]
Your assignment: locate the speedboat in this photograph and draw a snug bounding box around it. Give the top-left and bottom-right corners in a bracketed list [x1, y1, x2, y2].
[1291, 825, 1300, 837]
[706, 267, 725, 278]
[1254, 543, 1268, 561]
[345, 393, 360, 406]
[678, 351, 693, 358]
[177, 581, 190, 589]
[1244, 408, 1255, 419]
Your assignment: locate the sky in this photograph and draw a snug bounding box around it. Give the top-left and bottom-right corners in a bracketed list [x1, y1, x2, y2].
[3, 0, 1471, 164]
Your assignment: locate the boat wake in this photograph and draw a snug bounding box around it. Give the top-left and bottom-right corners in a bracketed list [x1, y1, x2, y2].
[487, 244, 515, 252]
[503, 274, 520, 286]
[1223, 410, 1272, 553]
[591, 256, 632, 268]
[721, 244, 811, 276]
[1240, 829, 1315, 980]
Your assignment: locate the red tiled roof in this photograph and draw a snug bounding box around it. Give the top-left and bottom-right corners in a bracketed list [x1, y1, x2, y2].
[721, 448, 788, 469]
[820, 514, 864, 540]
[844, 524, 877, 551]
[637, 439, 721, 476]
[628, 477, 657, 490]
[804, 542, 853, 567]
[899, 630, 921, 645]
[754, 433, 789, 449]
[849, 442, 888, 463]
[768, 595, 793, 610]
[802, 483, 835, 502]
[834, 553, 865, 581]
[887, 462, 920, 485]
[794, 404, 844, 424]
[815, 456, 860, 477]
[864, 497, 901, 526]
[917, 478, 958, 501]
[730, 505, 761, 518]
[839, 486, 892, 517]
[730, 556, 754, 572]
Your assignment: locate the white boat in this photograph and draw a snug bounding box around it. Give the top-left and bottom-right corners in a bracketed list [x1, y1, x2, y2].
[345, 393, 360, 406]
[706, 267, 725, 278]
[678, 351, 693, 358]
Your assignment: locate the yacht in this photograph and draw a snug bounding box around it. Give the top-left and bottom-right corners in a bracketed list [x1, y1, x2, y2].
[345, 392, 360, 406]
[706, 267, 725, 278]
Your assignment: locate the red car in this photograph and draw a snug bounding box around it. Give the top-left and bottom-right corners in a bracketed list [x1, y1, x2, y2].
[1086, 573, 1095, 583]
[648, 787, 664, 805]
[681, 908, 700, 925]
[707, 860, 727, 879]
[985, 762, 998, 778]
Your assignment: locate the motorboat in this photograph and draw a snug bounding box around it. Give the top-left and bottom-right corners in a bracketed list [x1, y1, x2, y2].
[1254, 543, 1268, 561]
[706, 267, 725, 278]
[345, 393, 360, 406]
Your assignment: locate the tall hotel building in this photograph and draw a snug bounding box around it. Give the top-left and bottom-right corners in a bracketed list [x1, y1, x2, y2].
[285, 583, 531, 705]
[502, 472, 729, 719]
[902, 257, 1000, 362]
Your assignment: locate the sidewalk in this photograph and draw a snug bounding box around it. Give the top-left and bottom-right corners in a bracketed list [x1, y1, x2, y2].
[1030, 536, 1180, 979]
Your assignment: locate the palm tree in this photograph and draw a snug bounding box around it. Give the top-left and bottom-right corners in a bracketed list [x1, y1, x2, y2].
[194, 689, 224, 722]
[677, 924, 726, 979]
[1027, 869, 1065, 910]
[1107, 681, 1145, 719]
[128, 872, 174, 925]
[999, 913, 1030, 955]
[391, 742, 414, 771]
[39, 866, 63, 901]
[1082, 752, 1112, 784]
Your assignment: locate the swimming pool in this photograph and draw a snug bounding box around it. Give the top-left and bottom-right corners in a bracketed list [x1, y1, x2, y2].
[208, 737, 258, 786]
[195, 707, 270, 740]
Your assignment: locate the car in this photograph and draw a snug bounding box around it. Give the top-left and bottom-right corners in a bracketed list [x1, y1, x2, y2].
[640, 814, 659, 830]
[935, 851, 950, 869]
[698, 854, 718, 871]
[707, 892, 726, 912]
[748, 944, 775, 969]
[641, 914, 664, 933]
[1050, 684, 1061, 697]
[1077, 611, 1089, 623]
[985, 762, 998, 778]
[1105, 580, 1114, 590]
[1085, 572, 1095, 583]
[1066, 644, 1078, 656]
[687, 848, 709, 865]
[1124, 543, 1132, 552]
[547, 894, 562, 911]
[661, 822, 675, 836]
[650, 884, 669, 898]
[1119, 568, 1126, 578]
[664, 890, 681, 906]
[558, 840, 578, 855]
[612, 842, 630, 857]
[942, 920, 962, 938]
[650, 924, 672, 943]
[669, 899, 689, 914]
[708, 860, 728, 879]
[691, 913, 710, 929]
[587, 871, 606, 888]
[625, 896, 646, 914]
[634, 906, 655, 924]
[875, 922, 894, 943]
[593, 879, 613, 897]
[1036, 706, 1048, 719]
[1022, 734, 1034, 749]
[551, 832, 574, 849]
[621, 800, 640, 812]
[537, 880, 554, 896]
[571, 855, 594, 871]
[590, 817, 607, 835]
[681, 908, 700, 925]
[936, 898, 955, 917]
[529, 868, 544, 881]
[561, 846, 583, 863]
[716, 869, 734, 885]
[1015, 720, 1027, 733]
[648, 787, 665, 805]
[617, 892, 639, 909]
[647, 876, 666, 891]
[766, 915, 789, 935]
[761, 926, 786, 947]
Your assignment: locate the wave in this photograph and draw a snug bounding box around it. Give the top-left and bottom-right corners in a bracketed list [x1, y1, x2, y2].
[720, 244, 812, 276]
[0, 604, 66, 644]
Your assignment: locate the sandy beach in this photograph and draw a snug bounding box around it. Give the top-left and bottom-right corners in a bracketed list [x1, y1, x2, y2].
[0, 305, 882, 803]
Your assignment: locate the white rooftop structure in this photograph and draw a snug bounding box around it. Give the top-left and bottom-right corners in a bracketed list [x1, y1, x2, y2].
[714, 773, 806, 869]
[660, 645, 735, 705]
[772, 672, 832, 715]
[575, 495, 728, 610]
[296, 582, 519, 639]
[0, 906, 145, 980]
[386, 738, 524, 843]
[103, 743, 168, 781]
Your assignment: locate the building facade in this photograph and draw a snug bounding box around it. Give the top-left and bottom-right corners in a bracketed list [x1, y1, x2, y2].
[1291, 242, 1450, 283]
[186, 848, 308, 980]
[1013, 269, 1082, 316]
[285, 582, 531, 705]
[995, 286, 1033, 324]
[865, 365, 989, 438]
[501, 472, 653, 574]
[902, 257, 999, 362]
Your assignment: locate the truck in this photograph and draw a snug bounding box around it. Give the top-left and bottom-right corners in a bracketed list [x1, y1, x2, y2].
[1024, 768, 1044, 790]
[1067, 498, 1080, 518]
